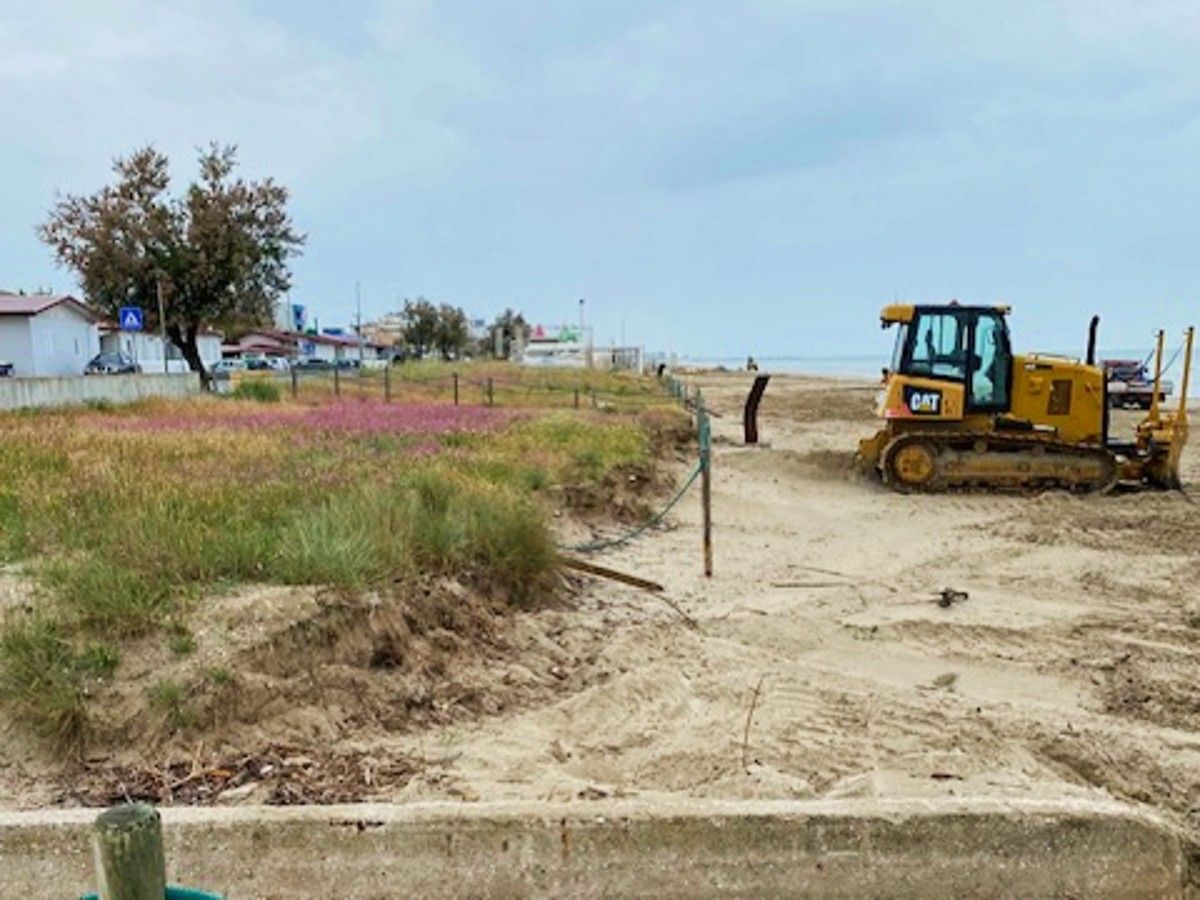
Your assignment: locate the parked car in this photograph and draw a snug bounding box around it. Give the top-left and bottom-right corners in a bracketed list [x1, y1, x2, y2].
[85, 352, 141, 375]
[294, 358, 334, 371]
[0, 362, 13, 377]
[1103, 358, 1173, 409]
[243, 357, 272, 371]
[264, 357, 291, 372]
[210, 359, 246, 375]
[335, 358, 361, 371]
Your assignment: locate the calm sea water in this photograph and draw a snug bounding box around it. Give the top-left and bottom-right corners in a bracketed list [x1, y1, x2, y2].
[676, 347, 1200, 396]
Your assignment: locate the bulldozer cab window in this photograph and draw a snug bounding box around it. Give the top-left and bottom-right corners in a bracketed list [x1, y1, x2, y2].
[907, 311, 968, 380]
[969, 312, 1011, 410]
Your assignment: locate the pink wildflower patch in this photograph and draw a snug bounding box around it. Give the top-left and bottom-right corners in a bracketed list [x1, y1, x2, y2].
[107, 402, 520, 437]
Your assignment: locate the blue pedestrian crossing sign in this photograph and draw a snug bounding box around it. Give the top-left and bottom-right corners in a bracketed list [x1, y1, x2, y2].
[119, 306, 144, 332]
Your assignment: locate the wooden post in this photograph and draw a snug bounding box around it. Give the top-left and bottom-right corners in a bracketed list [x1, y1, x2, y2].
[699, 401, 713, 578]
[92, 803, 167, 900]
[453, 372, 459, 406]
[487, 377, 494, 406]
[334, 367, 341, 398]
[574, 387, 580, 409]
[290, 367, 298, 400]
[384, 365, 392, 402]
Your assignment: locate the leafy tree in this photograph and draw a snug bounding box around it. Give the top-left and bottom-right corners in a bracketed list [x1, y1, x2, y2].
[395, 299, 469, 360]
[433, 303, 469, 360]
[39, 144, 303, 384]
[397, 298, 439, 358]
[486, 308, 530, 359]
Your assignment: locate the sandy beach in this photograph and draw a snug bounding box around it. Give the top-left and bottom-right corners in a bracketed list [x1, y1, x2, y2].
[1, 370, 1196, 865]
[377, 371, 1200, 847]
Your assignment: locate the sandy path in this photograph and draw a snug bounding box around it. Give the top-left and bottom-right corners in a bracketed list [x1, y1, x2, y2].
[391, 373, 1200, 843]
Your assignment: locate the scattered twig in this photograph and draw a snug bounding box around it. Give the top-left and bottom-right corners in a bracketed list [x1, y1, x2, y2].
[771, 581, 849, 589]
[741, 674, 766, 771]
[791, 565, 899, 594]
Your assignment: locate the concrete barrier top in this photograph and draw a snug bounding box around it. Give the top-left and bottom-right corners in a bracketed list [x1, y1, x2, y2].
[0, 796, 1186, 898]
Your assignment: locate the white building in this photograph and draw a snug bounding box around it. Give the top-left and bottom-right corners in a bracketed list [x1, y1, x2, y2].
[100, 327, 223, 373]
[0, 293, 100, 377]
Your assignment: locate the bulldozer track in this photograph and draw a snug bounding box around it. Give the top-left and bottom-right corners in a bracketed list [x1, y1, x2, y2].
[880, 430, 1119, 494]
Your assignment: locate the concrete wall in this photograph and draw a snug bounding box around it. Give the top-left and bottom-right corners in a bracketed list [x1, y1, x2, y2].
[0, 798, 1185, 899]
[26, 304, 99, 377]
[0, 318, 34, 375]
[0, 373, 201, 410]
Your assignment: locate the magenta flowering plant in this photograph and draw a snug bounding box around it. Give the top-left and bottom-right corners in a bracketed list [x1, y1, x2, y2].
[105, 402, 520, 437]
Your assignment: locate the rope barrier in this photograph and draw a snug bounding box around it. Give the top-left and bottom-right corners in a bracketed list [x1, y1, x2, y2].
[558, 459, 703, 554]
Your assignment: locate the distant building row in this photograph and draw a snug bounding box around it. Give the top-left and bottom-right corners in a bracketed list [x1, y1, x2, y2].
[0, 292, 384, 378]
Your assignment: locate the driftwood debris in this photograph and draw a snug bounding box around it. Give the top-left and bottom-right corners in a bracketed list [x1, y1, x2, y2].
[559, 556, 697, 628]
[559, 557, 664, 592]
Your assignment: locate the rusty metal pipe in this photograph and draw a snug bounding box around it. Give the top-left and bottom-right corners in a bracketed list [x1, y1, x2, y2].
[743, 375, 770, 444]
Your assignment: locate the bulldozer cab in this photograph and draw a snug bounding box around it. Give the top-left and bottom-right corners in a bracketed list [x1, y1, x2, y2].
[885, 304, 1013, 413]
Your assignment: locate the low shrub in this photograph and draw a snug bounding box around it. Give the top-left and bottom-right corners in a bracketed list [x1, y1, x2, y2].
[231, 379, 282, 403]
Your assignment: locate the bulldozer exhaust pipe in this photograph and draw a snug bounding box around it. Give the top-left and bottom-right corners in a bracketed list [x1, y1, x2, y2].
[1086, 315, 1099, 366]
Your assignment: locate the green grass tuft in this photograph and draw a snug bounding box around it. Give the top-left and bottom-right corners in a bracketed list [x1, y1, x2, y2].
[231, 379, 282, 403]
[168, 628, 196, 657]
[0, 616, 88, 748]
[148, 678, 196, 730]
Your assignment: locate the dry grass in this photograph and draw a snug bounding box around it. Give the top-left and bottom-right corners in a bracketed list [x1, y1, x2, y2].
[0, 373, 688, 749]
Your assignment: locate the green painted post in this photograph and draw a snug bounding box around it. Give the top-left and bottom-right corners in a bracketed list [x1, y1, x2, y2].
[334, 367, 341, 398]
[384, 365, 392, 402]
[454, 372, 459, 406]
[699, 400, 713, 578]
[290, 367, 298, 399]
[92, 803, 167, 900]
[487, 377, 494, 406]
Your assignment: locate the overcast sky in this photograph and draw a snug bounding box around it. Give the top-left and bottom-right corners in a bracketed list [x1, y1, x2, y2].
[2, 1, 1198, 359]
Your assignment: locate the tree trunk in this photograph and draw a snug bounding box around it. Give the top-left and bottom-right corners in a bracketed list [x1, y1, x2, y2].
[167, 323, 210, 389]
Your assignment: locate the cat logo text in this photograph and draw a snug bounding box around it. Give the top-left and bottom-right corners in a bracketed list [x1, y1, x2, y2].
[904, 388, 942, 416]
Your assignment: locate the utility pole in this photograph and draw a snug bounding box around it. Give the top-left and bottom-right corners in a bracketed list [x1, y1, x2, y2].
[156, 276, 168, 375]
[356, 282, 365, 367]
[578, 298, 585, 333]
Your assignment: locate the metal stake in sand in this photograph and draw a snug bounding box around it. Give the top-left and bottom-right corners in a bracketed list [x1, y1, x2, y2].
[699, 396, 713, 577]
[92, 803, 167, 900]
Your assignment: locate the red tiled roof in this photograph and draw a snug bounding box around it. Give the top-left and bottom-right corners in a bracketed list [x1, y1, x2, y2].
[0, 292, 99, 321]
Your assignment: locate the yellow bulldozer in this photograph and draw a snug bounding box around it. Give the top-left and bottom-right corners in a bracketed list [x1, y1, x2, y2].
[857, 303, 1194, 492]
